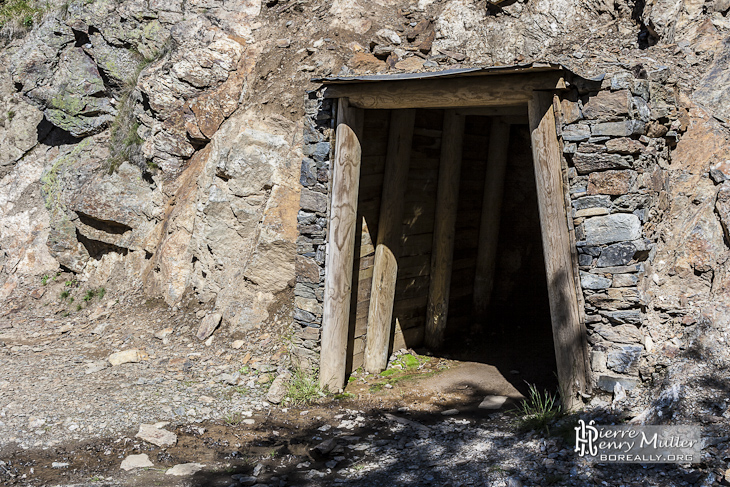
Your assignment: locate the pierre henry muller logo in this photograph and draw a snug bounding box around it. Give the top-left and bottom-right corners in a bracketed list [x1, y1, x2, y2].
[574, 419, 599, 457]
[574, 419, 702, 463]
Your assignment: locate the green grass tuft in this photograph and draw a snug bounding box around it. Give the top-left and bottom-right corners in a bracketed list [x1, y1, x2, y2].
[0, 0, 45, 33]
[285, 368, 324, 405]
[514, 382, 563, 436]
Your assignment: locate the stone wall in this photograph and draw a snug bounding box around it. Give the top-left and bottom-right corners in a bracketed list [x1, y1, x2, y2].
[291, 92, 334, 372]
[563, 68, 680, 394]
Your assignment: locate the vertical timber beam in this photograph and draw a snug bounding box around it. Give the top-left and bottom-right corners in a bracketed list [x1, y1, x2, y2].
[364, 109, 416, 373]
[473, 118, 510, 320]
[320, 98, 364, 391]
[425, 110, 465, 350]
[528, 92, 588, 410]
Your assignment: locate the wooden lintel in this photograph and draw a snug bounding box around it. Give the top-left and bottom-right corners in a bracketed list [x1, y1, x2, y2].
[473, 119, 510, 321]
[364, 109, 416, 373]
[320, 98, 364, 392]
[322, 72, 566, 109]
[528, 92, 588, 411]
[425, 110, 465, 350]
[453, 106, 526, 117]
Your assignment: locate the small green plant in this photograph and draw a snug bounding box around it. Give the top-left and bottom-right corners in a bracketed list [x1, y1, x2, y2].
[285, 368, 324, 405]
[0, 0, 45, 32]
[239, 365, 251, 375]
[98, 287, 106, 299]
[223, 412, 244, 426]
[59, 290, 69, 300]
[68, 297, 74, 304]
[514, 383, 563, 436]
[76, 304, 82, 311]
[41, 274, 49, 285]
[89, 475, 103, 482]
[334, 392, 355, 400]
[83, 289, 97, 302]
[7, 110, 16, 122]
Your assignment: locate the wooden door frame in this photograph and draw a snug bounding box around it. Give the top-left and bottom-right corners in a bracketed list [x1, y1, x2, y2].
[318, 82, 590, 408]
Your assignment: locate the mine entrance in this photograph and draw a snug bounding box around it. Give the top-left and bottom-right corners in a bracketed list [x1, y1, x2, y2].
[317, 66, 590, 409]
[347, 108, 558, 395]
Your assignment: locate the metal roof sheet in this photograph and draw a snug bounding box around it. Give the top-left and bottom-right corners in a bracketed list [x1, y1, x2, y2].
[312, 62, 567, 84]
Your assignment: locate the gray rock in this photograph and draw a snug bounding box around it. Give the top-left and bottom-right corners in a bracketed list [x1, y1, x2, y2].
[604, 310, 642, 325]
[584, 214, 641, 245]
[572, 152, 632, 174]
[478, 395, 508, 410]
[196, 313, 222, 340]
[612, 273, 639, 287]
[591, 120, 645, 137]
[593, 324, 643, 344]
[374, 28, 402, 45]
[573, 195, 612, 211]
[300, 188, 327, 213]
[136, 423, 178, 447]
[580, 271, 612, 290]
[597, 242, 636, 267]
[612, 193, 652, 212]
[166, 463, 204, 476]
[597, 374, 639, 392]
[562, 124, 591, 142]
[266, 372, 291, 404]
[121, 454, 154, 471]
[607, 345, 643, 374]
[693, 38, 730, 123]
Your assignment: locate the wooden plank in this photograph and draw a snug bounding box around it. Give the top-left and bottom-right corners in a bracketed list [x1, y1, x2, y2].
[365, 109, 416, 374]
[425, 110, 465, 350]
[320, 98, 364, 392]
[454, 105, 527, 117]
[392, 323, 425, 351]
[554, 95, 590, 396]
[528, 92, 588, 410]
[322, 73, 565, 109]
[473, 119, 510, 320]
[401, 233, 435, 257]
[396, 254, 431, 279]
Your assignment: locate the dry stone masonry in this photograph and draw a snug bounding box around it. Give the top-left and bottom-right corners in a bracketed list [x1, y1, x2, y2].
[564, 68, 681, 395]
[291, 91, 334, 372]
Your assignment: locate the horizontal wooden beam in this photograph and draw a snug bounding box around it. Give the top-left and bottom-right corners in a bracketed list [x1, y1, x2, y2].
[453, 106, 526, 117]
[322, 73, 566, 109]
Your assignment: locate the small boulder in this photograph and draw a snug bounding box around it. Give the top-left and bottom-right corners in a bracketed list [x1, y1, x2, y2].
[266, 372, 291, 404]
[108, 349, 146, 366]
[136, 423, 178, 447]
[165, 463, 204, 476]
[478, 395, 508, 410]
[120, 454, 153, 471]
[196, 313, 222, 340]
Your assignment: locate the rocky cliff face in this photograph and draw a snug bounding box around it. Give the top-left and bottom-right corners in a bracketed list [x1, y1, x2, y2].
[1, 0, 730, 410]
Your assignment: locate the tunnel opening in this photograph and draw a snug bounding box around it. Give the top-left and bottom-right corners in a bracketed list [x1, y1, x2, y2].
[345, 107, 558, 398]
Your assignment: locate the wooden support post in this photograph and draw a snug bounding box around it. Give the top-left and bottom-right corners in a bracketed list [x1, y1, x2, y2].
[364, 109, 416, 373]
[320, 98, 364, 391]
[473, 119, 510, 320]
[528, 92, 588, 410]
[425, 110, 465, 350]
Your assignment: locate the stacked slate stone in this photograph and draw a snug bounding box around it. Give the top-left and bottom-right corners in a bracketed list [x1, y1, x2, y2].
[291, 91, 334, 372]
[562, 68, 680, 393]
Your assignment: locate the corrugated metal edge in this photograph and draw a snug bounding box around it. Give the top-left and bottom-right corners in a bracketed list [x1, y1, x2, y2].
[312, 62, 566, 84]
